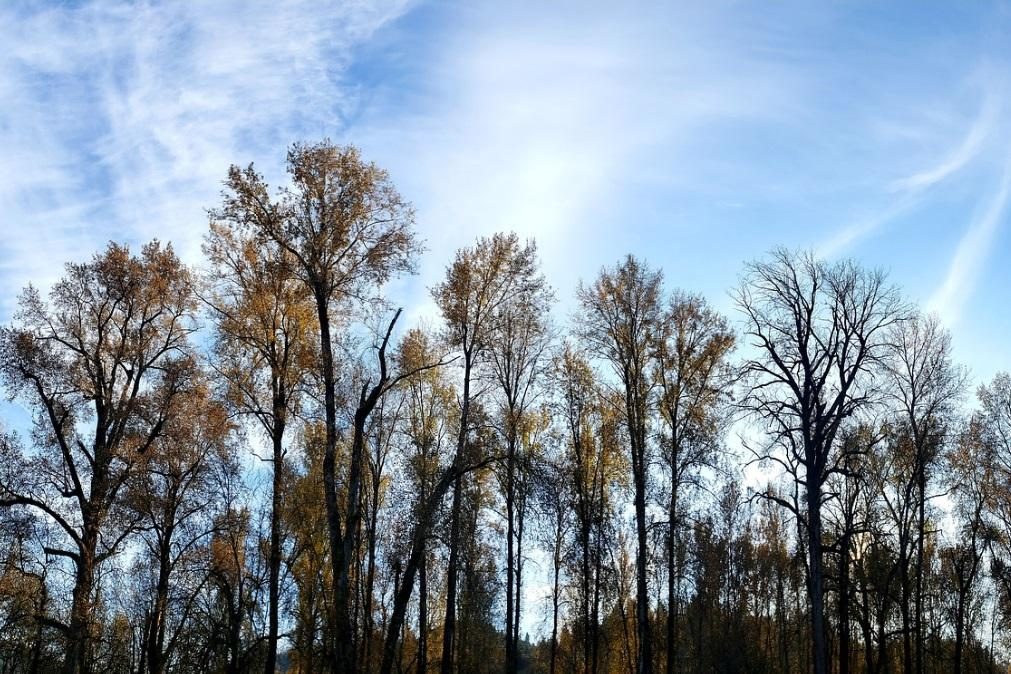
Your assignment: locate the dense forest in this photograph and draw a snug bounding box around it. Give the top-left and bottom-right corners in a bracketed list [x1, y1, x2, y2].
[1, 140, 1009, 674]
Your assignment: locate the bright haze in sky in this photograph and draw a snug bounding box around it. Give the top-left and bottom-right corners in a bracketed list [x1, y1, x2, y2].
[2, 1, 1011, 385]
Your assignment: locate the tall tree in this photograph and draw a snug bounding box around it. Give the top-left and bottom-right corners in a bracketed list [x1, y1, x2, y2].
[397, 327, 456, 674]
[203, 220, 316, 674]
[551, 344, 619, 674]
[0, 241, 197, 674]
[883, 312, 966, 674]
[653, 291, 734, 674]
[736, 249, 904, 674]
[432, 232, 542, 674]
[487, 243, 552, 674]
[942, 418, 991, 674]
[216, 140, 419, 673]
[577, 255, 662, 674]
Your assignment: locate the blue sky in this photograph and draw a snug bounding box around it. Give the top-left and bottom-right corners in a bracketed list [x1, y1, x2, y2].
[2, 1, 1011, 383]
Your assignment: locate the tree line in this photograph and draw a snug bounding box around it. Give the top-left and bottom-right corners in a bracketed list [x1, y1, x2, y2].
[0, 140, 1009, 674]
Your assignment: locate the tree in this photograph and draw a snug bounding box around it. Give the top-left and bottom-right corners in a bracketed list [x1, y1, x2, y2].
[397, 327, 456, 674]
[577, 255, 662, 674]
[216, 140, 420, 673]
[943, 419, 991, 674]
[550, 343, 622, 674]
[653, 291, 734, 674]
[736, 249, 905, 674]
[203, 220, 316, 674]
[431, 232, 542, 674]
[486, 242, 552, 674]
[883, 312, 967, 674]
[0, 241, 197, 674]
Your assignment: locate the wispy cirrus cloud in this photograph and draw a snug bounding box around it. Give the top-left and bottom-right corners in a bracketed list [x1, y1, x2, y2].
[929, 150, 1011, 325]
[818, 85, 1003, 260]
[889, 89, 999, 193]
[0, 0, 411, 314]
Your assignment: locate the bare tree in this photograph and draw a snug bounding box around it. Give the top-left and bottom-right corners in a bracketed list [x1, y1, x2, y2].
[736, 249, 905, 674]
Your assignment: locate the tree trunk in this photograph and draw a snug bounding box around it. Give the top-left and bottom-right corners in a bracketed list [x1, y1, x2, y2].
[380, 464, 463, 674]
[265, 409, 286, 674]
[147, 533, 173, 674]
[633, 448, 652, 674]
[550, 509, 562, 674]
[901, 558, 913, 674]
[363, 475, 381, 673]
[419, 545, 429, 674]
[63, 528, 97, 674]
[514, 495, 524, 658]
[914, 461, 926, 674]
[839, 531, 851, 674]
[953, 590, 966, 674]
[505, 433, 516, 674]
[441, 475, 463, 674]
[666, 479, 679, 674]
[806, 485, 828, 674]
[315, 286, 354, 674]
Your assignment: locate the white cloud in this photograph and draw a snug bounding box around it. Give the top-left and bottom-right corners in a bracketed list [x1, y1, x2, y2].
[889, 90, 999, 193]
[0, 0, 412, 315]
[929, 151, 1011, 325]
[818, 85, 1002, 260]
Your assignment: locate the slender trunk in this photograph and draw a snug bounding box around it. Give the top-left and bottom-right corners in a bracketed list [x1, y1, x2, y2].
[439, 351, 473, 674]
[914, 462, 926, 674]
[581, 523, 592, 674]
[419, 546, 429, 674]
[953, 590, 965, 674]
[29, 587, 46, 674]
[633, 450, 652, 674]
[336, 403, 370, 673]
[627, 381, 652, 674]
[514, 496, 524, 656]
[619, 594, 635, 674]
[227, 598, 242, 674]
[380, 464, 462, 674]
[549, 503, 563, 674]
[859, 572, 874, 674]
[363, 477, 381, 673]
[778, 566, 790, 674]
[266, 410, 286, 674]
[591, 527, 602, 674]
[147, 534, 172, 674]
[505, 433, 516, 674]
[901, 555, 912, 674]
[666, 478, 679, 674]
[441, 476, 463, 674]
[839, 531, 851, 674]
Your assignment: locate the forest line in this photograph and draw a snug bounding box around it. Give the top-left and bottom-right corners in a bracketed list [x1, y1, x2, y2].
[0, 140, 1009, 674]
